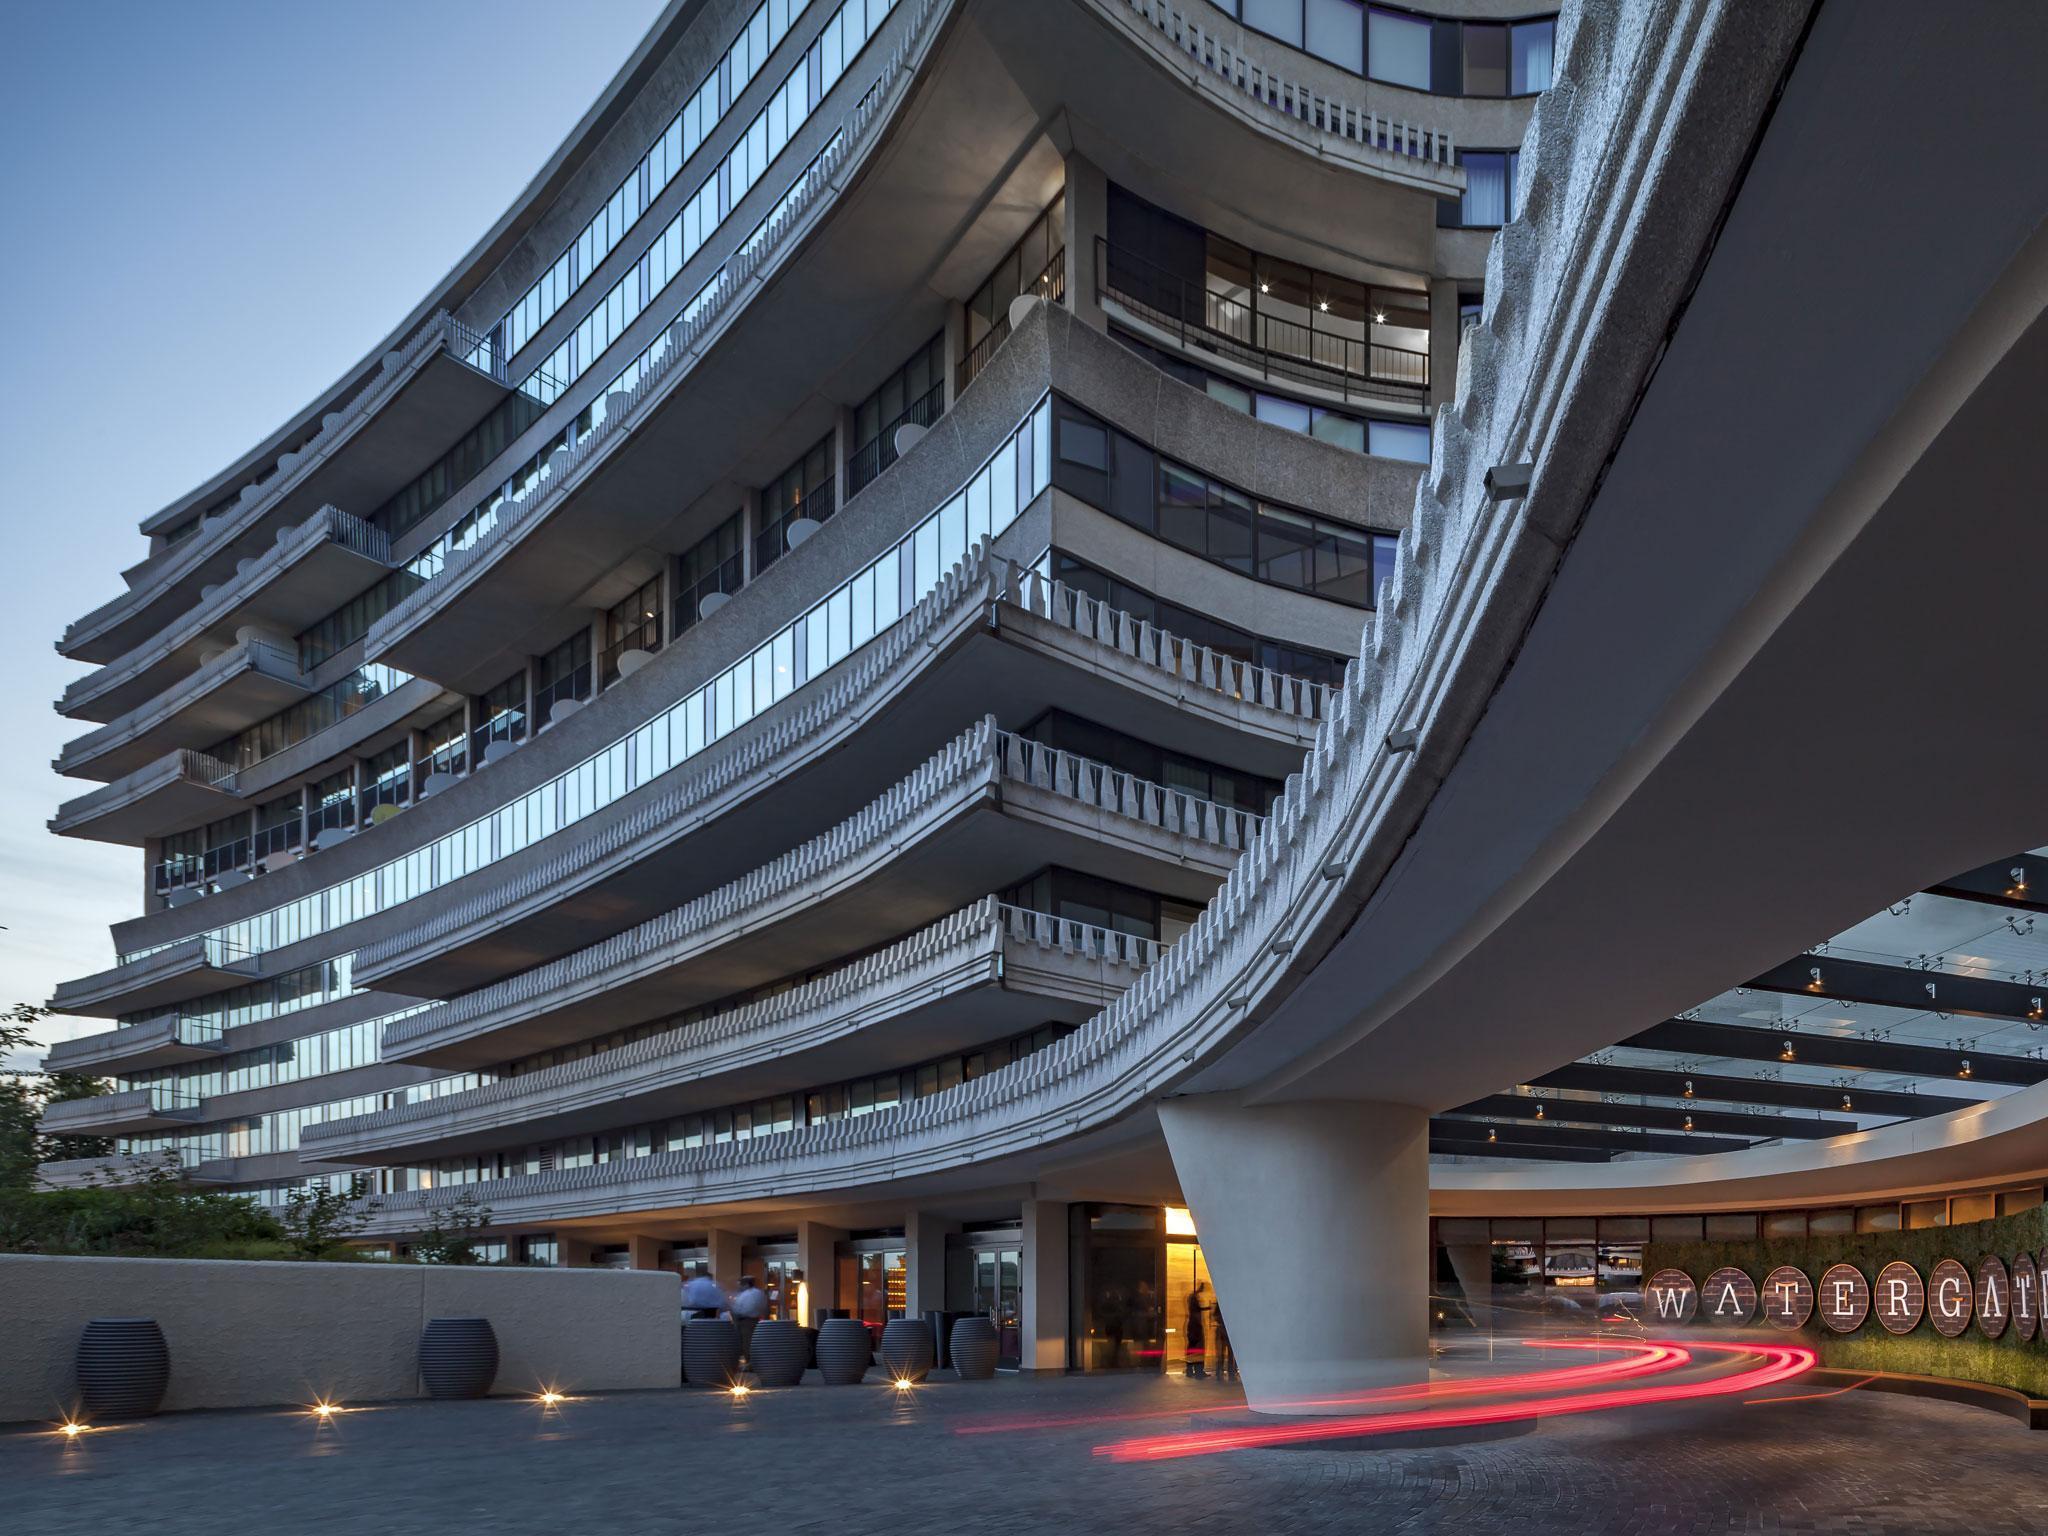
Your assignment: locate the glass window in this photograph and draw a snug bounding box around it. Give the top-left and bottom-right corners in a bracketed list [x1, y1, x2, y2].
[849, 334, 944, 494]
[1366, 6, 1431, 90]
[756, 434, 836, 574]
[1459, 150, 1517, 227]
[1462, 22, 1508, 96]
[1368, 420, 1431, 463]
[1243, 0, 1302, 48]
[1305, 0, 1363, 72]
[1511, 19, 1555, 94]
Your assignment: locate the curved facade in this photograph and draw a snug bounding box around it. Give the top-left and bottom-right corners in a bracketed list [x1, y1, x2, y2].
[47, 0, 2048, 1405]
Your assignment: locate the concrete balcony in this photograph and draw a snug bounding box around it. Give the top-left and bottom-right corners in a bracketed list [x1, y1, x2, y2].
[355, 547, 1324, 1001]
[47, 749, 242, 847]
[59, 312, 507, 665]
[359, 0, 954, 693]
[54, 638, 311, 783]
[60, 506, 392, 724]
[41, 1014, 226, 1076]
[50, 935, 263, 1020]
[36, 1151, 230, 1190]
[306, 900, 1160, 1167]
[40, 1086, 204, 1138]
[379, 717, 1256, 1069]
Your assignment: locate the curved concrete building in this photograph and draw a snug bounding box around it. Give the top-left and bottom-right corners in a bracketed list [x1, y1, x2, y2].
[42, 0, 2048, 1406]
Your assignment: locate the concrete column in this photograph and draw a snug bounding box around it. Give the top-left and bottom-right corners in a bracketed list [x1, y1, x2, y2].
[626, 1234, 665, 1271]
[797, 1220, 844, 1321]
[1159, 1094, 1429, 1413]
[739, 486, 764, 582]
[1426, 275, 1461, 416]
[942, 300, 968, 407]
[707, 1228, 745, 1292]
[831, 406, 855, 516]
[904, 1210, 958, 1316]
[1062, 151, 1108, 333]
[1019, 1199, 1069, 1372]
[558, 1236, 601, 1268]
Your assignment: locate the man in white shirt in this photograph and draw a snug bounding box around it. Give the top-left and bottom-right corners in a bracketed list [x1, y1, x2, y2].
[681, 1264, 728, 1320]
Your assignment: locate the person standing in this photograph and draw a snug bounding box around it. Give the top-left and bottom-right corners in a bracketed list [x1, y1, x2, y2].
[1212, 1301, 1235, 1383]
[730, 1273, 769, 1359]
[1184, 1280, 1210, 1378]
[681, 1263, 728, 1320]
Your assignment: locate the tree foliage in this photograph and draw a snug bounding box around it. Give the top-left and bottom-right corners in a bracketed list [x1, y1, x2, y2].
[411, 1189, 494, 1264]
[1, 1003, 114, 1184]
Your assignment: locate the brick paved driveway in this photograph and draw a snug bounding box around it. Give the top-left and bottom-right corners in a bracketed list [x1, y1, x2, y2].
[5, 1368, 2045, 1534]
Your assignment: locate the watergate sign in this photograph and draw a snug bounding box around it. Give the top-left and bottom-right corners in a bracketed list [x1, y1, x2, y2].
[1644, 1246, 2047, 1343]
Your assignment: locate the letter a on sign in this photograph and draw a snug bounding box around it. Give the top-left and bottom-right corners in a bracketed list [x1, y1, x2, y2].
[1973, 1256, 2010, 1341]
[1703, 1266, 1756, 1324]
[1645, 1268, 1698, 1324]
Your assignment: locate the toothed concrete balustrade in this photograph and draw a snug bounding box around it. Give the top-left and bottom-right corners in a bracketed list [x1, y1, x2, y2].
[375, 718, 1257, 1068]
[303, 899, 1162, 1167]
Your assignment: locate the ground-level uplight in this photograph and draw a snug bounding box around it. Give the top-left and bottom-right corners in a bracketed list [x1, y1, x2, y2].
[728, 1383, 752, 1400]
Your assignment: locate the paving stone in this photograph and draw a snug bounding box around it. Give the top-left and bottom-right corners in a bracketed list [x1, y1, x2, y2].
[3, 1370, 2044, 1535]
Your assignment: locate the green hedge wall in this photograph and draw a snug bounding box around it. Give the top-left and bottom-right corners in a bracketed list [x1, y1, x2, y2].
[1645, 1206, 2048, 1398]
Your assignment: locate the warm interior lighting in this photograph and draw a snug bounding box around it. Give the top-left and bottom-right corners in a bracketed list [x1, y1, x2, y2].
[1780, 1039, 1796, 1060]
[1486, 1128, 1497, 1143]
[1682, 1080, 1695, 1099]
[1841, 1094, 1853, 1111]
[1959, 1060, 1973, 1079]
[1683, 1116, 1695, 1132]
[1533, 1104, 1545, 1120]
[1163, 1205, 1197, 1238]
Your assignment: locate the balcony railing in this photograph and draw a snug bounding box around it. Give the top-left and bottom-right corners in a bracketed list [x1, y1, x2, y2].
[1096, 239, 1427, 407]
[847, 382, 946, 496]
[600, 617, 664, 688]
[959, 247, 1067, 391]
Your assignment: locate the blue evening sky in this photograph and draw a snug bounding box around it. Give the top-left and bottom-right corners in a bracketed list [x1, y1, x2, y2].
[0, 0, 667, 1064]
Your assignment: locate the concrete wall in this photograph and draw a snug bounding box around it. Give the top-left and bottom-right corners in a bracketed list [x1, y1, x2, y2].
[0, 1255, 680, 1424]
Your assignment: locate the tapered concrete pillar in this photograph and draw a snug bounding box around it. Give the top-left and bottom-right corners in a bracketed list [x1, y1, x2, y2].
[1160, 1094, 1429, 1413]
[905, 1210, 958, 1316]
[1443, 1243, 1495, 1333]
[1019, 1200, 1069, 1372]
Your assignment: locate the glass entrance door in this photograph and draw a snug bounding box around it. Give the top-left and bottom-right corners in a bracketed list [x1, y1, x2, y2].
[973, 1246, 1023, 1368]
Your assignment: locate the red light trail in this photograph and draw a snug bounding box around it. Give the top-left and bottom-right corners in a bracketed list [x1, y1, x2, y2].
[1094, 1340, 1815, 1462]
[957, 1340, 1685, 1437]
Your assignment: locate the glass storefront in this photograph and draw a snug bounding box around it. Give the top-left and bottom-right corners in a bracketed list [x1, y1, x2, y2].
[836, 1239, 906, 1338]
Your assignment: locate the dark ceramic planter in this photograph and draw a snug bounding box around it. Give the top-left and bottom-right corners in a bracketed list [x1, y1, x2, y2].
[76, 1318, 169, 1419]
[418, 1316, 499, 1399]
[682, 1318, 741, 1387]
[816, 1318, 873, 1385]
[748, 1320, 808, 1387]
[879, 1317, 933, 1383]
[950, 1315, 1000, 1381]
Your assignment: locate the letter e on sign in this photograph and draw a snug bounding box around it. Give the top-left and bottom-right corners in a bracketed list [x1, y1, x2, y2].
[2011, 1252, 2040, 1343]
[1874, 1261, 1924, 1335]
[1974, 1255, 2011, 1341]
[1646, 1268, 1698, 1324]
[1929, 1258, 1973, 1338]
[1703, 1266, 1756, 1324]
[1818, 1263, 1869, 1333]
[1761, 1265, 1813, 1330]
